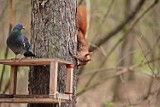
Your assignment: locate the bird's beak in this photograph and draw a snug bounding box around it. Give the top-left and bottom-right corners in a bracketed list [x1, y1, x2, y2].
[22, 27, 25, 30]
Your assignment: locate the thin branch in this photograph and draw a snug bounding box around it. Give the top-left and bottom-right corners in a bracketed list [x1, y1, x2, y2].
[91, 0, 115, 42]
[77, 0, 160, 98]
[127, 0, 159, 34]
[90, 0, 146, 52]
[77, 57, 160, 96]
[78, 36, 124, 76]
[78, 37, 124, 88]
[134, 33, 158, 78]
[132, 0, 160, 78]
[0, 0, 14, 91]
[2, 79, 10, 93]
[119, 74, 131, 104]
[0, 0, 9, 19]
[0, 47, 9, 91]
[78, 0, 84, 6]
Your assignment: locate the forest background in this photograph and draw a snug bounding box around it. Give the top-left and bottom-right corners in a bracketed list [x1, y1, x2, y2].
[0, 0, 160, 107]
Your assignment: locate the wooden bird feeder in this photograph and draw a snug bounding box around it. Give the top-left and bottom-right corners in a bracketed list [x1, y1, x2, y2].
[0, 58, 74, 104]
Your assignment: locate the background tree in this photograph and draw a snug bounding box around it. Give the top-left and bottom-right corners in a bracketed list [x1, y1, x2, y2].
[28, 0, 77, 107]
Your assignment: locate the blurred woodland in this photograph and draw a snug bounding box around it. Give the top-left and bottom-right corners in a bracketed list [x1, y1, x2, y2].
[0, 0, 160, 107]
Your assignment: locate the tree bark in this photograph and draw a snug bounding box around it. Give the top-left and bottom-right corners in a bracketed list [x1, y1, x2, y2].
[28, 0, 77, 107]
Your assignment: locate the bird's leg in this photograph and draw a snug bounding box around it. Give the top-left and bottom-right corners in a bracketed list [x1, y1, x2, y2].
[11, 55, 18, 61]
[18, 55, 21, 61]
[17, 54, 24, 62]
[11, 54, 23, 61]
[15, 55, 18, 59]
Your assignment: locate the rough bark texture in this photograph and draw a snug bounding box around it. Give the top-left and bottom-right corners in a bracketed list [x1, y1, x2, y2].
[28, 0, 77, 107]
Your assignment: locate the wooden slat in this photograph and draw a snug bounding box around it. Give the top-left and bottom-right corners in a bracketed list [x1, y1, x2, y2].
[0, 98, 69, 103]
[0, 94, 49, 98]
[0, 94, 71, 100]
[65, 67, 73, 94]
[49, 61, 58, 98]
[0, 94, 71, 103]
[0, 58, 73, 66]
[14, 94, 49, 98]
[0, 58, 74, 104]
[0, 94, 13, 98]
[58, 94, 72, 100]
[9, 66, 17, 95]
[15, 94, 71, 100]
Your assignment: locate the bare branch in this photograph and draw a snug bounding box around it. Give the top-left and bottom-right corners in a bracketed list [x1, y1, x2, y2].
[90, 0, 146, 52]
[0, 0, 14, 91]
[78, 0, 84, 6]
[77, 57, 160, 96]
[91, 0, 115, 42]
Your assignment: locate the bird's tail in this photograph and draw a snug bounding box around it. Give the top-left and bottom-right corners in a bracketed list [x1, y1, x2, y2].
[24, 51, 36, 57]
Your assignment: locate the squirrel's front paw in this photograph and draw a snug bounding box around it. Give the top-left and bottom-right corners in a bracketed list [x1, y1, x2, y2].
[73, 52, 93, 66]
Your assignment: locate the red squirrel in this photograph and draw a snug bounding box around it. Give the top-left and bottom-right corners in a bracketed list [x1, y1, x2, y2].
[74, 6, 92, 66]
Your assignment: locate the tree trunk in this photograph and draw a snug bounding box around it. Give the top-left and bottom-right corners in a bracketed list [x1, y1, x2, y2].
[122, 0, 134, 80]
[28, 0, 77, 107]
[112, 0, 134, 101]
